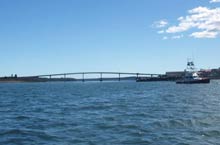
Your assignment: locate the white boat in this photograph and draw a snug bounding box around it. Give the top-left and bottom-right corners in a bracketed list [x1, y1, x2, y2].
[176, 60, 210, 84]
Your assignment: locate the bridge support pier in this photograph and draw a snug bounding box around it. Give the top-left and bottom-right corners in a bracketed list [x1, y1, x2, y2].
[136, 73, 139, 79]
[82, 73, 85, 82]
[100, 73, 103, 82]
[119, 73, 121, 81]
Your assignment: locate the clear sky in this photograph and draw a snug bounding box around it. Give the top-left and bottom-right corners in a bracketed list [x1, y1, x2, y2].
[0, 0, 219, 76]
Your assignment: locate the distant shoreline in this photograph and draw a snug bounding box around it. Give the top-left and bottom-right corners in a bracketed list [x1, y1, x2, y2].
[0, 77, 76, 83]
[0, 73, 220, 83]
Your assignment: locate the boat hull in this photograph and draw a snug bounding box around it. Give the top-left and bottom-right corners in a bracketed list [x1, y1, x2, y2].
[176, 78, 210, 84]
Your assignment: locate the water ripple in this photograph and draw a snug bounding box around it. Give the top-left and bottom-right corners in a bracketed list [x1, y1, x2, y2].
[0, 81, 220, 144]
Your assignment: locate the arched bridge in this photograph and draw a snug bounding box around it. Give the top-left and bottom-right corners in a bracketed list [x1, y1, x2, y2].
[34, 72, 164, 82]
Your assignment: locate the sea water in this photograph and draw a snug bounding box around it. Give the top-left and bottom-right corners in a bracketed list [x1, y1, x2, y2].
[0, 81, 220, 145]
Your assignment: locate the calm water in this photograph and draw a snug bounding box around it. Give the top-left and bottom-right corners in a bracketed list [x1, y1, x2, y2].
[0, 81, 220, 145]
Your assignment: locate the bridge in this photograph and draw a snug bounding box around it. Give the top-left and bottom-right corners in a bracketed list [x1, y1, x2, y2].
[34, 72, 164, 82]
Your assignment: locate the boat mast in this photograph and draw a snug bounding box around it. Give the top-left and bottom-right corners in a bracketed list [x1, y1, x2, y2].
[186, 58, 196, 72]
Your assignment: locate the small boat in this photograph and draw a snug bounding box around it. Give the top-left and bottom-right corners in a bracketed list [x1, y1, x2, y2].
[176, 60, 210, 84]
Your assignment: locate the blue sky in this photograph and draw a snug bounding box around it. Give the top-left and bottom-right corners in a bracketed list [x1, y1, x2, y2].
[0, 0, 219, 76]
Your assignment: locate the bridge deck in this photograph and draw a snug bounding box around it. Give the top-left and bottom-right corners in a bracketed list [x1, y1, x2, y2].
[36, 72, 162, 78]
